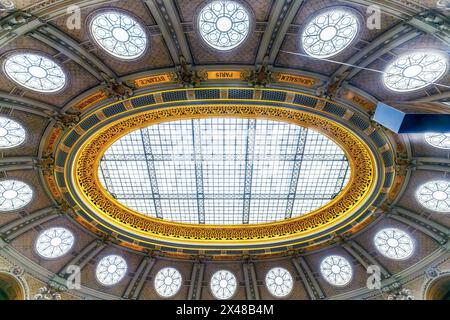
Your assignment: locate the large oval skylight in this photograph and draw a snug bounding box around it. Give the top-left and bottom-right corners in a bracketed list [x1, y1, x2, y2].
[197, 0, 251, 51]
[301, 8, 359, 58]
[4, 53, 66, 93]
[98, 118, 351, 225]
[89, 10, 148, 60]
[0, 180, 33, 211]
[0, 117, 26, 149]
[383, 51, 447, 92]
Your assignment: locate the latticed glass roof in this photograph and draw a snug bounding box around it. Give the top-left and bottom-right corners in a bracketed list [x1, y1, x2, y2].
[99, 118, 350, 225]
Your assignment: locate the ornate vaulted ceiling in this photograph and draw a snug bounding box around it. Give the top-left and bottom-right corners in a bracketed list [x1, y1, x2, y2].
[0, 0, 448, 301]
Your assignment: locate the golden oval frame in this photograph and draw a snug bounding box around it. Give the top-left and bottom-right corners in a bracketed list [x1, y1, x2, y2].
[69, 103, 377, 246]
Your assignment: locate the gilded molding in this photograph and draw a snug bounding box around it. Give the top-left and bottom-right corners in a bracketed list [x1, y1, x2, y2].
[43, 87, 398, 256]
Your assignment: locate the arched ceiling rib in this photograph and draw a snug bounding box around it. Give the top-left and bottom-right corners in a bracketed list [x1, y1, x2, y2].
[143, 0, 189, 64]
[256, 0, 305, 65]
[330, 24, 422, 81]
[29, 25, 117, 81]
[0, 91, 58, 114]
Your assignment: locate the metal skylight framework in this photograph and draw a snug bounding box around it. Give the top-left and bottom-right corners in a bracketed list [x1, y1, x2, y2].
[99, 118, 350, 225]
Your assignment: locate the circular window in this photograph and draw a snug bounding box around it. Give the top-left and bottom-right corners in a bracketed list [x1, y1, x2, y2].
[374, 228, 414, 260]
[416, 180, 450, 212]
[89, 10, 148, 60]
[35, 227, 75, 259]
[383, 51, 447, 92]
[197, 0, 251, 51]
[301, 7, 359, 58]
[95, 255, 127, 286]
[0, 117, 26, 149]
[210, 270, 237, 300]
[320, 255, 353, 286]
[4, 53, 66, 93]
[154, 267, 183, 298]
[425, 133, 450, 150]
[265, 267, 294, 297]
[0, 180, 33, 211]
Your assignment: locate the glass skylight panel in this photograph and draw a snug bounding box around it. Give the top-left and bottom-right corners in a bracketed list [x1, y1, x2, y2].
[99, 118, 350, 225]
[4, 53, 66, 92]
[95, 255, 127, 286]
[197, 0, 251, 51]
[374, 228, 414, 260]
[0, 117, 26, 149]
[210, 270, 237, 300]
[424, 133, 450, 149]
[320, 255, 353, 286]
[35, 227, 75, 259]
[90, 10, 148, 59]
[265, 267, 294, 297]
[416, 180, 450, 212]
[383, 51, 447, 92]
[154, 267, 183, 298]
[0, 180, 33, 211]
[301, 8, 359, 58]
